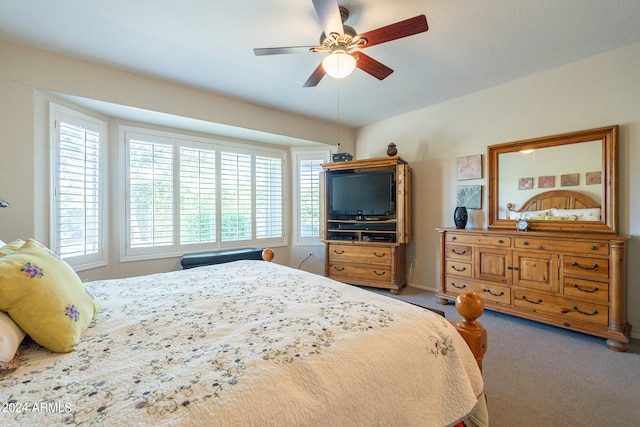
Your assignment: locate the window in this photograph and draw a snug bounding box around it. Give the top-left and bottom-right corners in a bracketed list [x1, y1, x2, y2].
[292, 149, 331, 245]
[180, 146, 216, 245]
[50, 103, 107, 270]
[122, 127, 286, 260]
[127, 136, 174, 251]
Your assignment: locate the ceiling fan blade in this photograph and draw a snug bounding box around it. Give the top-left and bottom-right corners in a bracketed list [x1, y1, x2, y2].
[303, 62, 326, 87]
[355, 52, 394, 80]
[254, 46, 321, 56]
[356, 15, 428, 49]
[312, 0, 344, 37]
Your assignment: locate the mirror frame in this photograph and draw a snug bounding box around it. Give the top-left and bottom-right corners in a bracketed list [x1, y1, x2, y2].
[488, 125, 618, 234]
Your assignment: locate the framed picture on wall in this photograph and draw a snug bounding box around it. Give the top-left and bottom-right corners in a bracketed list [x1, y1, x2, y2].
[561, 173, 579, 187]
[518, 177, 534, 190]
[538, 175, 555, 188]
[586, 171, 601, 185]
[456, 185, 482, 209]
[457, 154, 482, 180]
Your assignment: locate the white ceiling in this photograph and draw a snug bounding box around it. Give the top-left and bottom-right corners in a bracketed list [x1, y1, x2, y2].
[1, 0, 640, 129]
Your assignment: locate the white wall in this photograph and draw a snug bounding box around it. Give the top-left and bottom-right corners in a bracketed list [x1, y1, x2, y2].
[355, 42, 640, 339]
[0, 40, 354, 279]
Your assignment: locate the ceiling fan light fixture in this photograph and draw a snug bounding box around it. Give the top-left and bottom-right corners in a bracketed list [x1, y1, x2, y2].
[322, 51, 356, 79]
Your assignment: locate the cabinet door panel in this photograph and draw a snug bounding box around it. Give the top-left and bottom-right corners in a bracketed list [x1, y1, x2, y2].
[475, 247, 511, 284]
[514, 251, 559, 293]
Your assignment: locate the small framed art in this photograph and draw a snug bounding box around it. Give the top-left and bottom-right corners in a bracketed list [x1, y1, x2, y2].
[456, 185, 482, 209]
[457, 154, 482, 180]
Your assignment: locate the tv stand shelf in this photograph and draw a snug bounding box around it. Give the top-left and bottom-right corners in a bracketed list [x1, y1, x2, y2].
[322, 156, 412, 294]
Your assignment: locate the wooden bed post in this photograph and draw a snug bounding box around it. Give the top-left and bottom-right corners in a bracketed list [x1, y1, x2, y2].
[262, 248, 275, 262]
[454, 293, 487, 372]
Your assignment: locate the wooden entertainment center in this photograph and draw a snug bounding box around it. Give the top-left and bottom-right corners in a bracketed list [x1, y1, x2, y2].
[321, 156, 412, 294]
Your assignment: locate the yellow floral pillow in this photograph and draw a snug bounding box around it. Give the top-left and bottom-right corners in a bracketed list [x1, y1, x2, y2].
[0, 239, 100, 353]
[0, 239, 25, 257]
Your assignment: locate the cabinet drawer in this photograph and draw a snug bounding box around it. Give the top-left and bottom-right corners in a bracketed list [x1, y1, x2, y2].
[515, 238, 609, 255]
[563, 256, 609, 279]
[445, 244, 472, 260]
[328, 263, 391, 283]
[446, 260, 472, 278]
[445, 276, 511, 305]
[515, 289, 608, 326]
[563, 277, 609, 303]
[328, 244, 392, 265]
[447, 233, 511, 247]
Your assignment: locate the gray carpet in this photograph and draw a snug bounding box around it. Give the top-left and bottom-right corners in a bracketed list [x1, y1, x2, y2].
[368, 286, 640, 427]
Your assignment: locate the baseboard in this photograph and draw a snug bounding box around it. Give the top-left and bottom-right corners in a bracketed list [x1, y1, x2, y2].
[407, 282, 437, 292]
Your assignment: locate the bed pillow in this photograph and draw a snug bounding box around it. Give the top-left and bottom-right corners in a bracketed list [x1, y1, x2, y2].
[0, 311, 25, 370]
[551, 208, 601, 221]
[0, 239, 25, 257]
[508, 209, 549, 220]
[0, 239, 100, 353]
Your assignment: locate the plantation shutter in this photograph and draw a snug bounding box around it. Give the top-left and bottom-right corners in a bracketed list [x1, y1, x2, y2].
[180, 146, 216, 244]
[128, 139, 174, 248]
[255, 155, 283, 239]
[55, 120, 102, 260]
[299, 158, 323, 238]
[220, 151, 252, 241]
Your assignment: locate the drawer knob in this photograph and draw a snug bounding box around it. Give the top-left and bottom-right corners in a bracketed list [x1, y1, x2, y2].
[522, 241, 529, 246]
[451, 265, 467, 272]
[333, 266, 345, 271]
[484, 289, 505, 297]
[498, 239, 504, 244]
[373, 270, 386, 276]
[591, 246, 597, 251]
[373, 252, 386, 258]
[571, 261, 598, 270]
[451, 236, 457, 241]
[571, 306, 599, 316]
[521, 296, 543, 304]
[571, 283, 599, 293]
[333, 249, 345, 255]
[450, 282, 466, 289]
[451, 248, 467, 255]
[506, 266, 519, 271]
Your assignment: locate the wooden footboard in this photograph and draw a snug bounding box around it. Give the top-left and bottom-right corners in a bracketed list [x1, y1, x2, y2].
[453, 292, 487, 372]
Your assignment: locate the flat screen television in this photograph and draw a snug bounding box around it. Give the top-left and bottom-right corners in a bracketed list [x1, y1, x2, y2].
[329, 171, 395, 216]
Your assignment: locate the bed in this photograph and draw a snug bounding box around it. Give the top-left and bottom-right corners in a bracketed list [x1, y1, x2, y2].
[506, 189, 601, 221]
[1, 240, 487, 427]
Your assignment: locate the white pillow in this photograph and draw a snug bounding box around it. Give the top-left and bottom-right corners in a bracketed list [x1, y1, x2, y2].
[0, 239, 5, 247]
[551, 208, 601, 221]
[509, 209, 549, 220]
[0, 310, 25, 363]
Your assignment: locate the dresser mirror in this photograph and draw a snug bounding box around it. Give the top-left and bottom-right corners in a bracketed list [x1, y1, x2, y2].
[488, 125, 618, 233]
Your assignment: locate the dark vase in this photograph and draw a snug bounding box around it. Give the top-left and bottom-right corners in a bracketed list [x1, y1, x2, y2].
[386, 142, 397, 156]
[454, 207, 468, 229]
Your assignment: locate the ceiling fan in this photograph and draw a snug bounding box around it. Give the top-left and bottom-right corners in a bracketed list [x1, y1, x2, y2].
[253, 0, 428, 87]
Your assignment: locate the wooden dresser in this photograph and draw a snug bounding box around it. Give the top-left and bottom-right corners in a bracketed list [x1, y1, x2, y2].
[322, 157, 412, 294]
[436, 228, 631, 351]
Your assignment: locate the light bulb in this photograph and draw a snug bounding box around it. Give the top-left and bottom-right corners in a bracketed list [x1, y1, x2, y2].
[322, 52, 356, 79]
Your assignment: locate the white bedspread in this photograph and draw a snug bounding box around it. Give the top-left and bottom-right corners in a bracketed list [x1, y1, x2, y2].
[1, 261, 483, 426]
